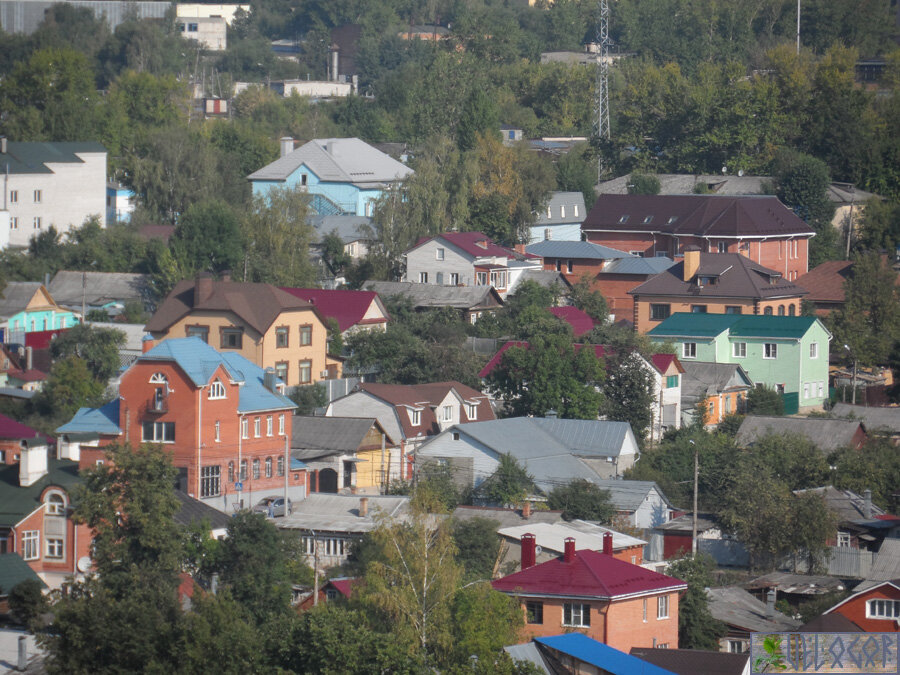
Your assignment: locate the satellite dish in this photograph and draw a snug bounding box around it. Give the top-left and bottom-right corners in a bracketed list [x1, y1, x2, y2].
[76, 556, 92, 573]
[721, 166, 727, 175]
[534, 546, 543, 556]
[738, 169, 744, 177]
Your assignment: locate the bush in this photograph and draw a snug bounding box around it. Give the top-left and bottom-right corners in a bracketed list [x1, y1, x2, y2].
[7, 579, 46, 629]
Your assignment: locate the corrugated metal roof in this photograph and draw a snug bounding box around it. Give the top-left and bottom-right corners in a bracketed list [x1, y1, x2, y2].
[498, 521, 646, 552]
[363, 280, 503, 310]
[735, 416, 865, 454]
[535, 191, 588, 226]
[600, 256, 674, 275]
[831, 403, 900, 432]
[587, 479, 673, 511]
[56, 399, 121, 435]
[47, 271, 152, 310]
[537, 635, 677, 675]
[867, 539, 900, 581]
[0, 282, 43, 318]
[276, 493, 409, 533]
[706, 586, 801, 633]
[292, 416, 392, 456]
[526, 240, 628, 260]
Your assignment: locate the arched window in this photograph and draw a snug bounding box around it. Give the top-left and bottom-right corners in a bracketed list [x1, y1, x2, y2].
[228, 461, 235, 483]
[45, 491, 66, 515]
[240, 460, 247, 481]
[778, 305, 785, 316]
[277, 456, 285, 476]
[252, 459, 260, 480]
[149, 372, 168, 384]
[265, 457, 273, 478]
[789, 305, 796, 316]
[764, 307, 773, 315]
[208, 380, 226, 400]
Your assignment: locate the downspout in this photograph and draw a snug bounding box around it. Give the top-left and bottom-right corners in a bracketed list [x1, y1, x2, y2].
[197, 388, 203, 498]
[237, 414, 243, 510]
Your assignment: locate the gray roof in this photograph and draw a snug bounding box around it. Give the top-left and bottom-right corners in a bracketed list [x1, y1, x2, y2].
[706, 586, 801, 633]
[503, 643, 551, 674]
[47, 271, 152, 311]
[513, 269, 570, 289]
[535, 191, 587, 226]
[867, 539, 900, 582]
[600, 256, 674, 276]
[792, 486, 885, 522]
[363, 280, 503, 310]
[830, 403, 900, 433]
[653, 513, 719, 533]
[88, 322, 146, 353]
[0, 141, 106, 175]
[680, 362, 753, 406]
[526, 240, 630, 261]
[247, 138, 413, 187]
[744, 572, 846, 596]
[291, 415, 392, 460]
[0, 282, 43, 319]
[588, 478, 674, 512]
[735, 416, 865, 454]
[451, 505, 563, 529]
[276, 493, 409, 534]
[174, 490, 231, 532]
[629, 648, 749, 675]
[308, 215, 373, 244]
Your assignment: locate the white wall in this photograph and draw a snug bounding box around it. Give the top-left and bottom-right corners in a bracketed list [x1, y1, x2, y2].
[405, 239, 475, 286]
[417, 431, 499, 487]
[327, 392, 404, 444]
[632, 487, 672, 529]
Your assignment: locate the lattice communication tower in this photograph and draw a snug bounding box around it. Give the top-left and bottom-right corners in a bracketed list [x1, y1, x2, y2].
[592, 0, 611, 181]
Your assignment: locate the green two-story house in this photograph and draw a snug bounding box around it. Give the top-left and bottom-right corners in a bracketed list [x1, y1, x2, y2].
[648, 314, 831, 412]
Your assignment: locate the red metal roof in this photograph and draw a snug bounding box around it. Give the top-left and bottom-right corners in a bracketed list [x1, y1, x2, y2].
[548, 307, 597, 337]
[0, 413, 50, 442]
[7, 369, 47, 383]
[413, 231, 537, 260]
[649, 354, 683, 375]
[279, 287, 388, 333]
[325, 577, 360, 598]
[491, 548, 686, 600]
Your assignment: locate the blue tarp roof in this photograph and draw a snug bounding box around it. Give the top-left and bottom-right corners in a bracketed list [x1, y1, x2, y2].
[535, 635, 677, 675]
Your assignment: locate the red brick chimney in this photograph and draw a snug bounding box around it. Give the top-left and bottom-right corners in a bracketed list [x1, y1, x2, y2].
[603, 531, 613, 556]
[142, 336, 156, 353]
[521, 532, 536, 569]
[564, 537, 575, 563]
[522, 501, 532, 519]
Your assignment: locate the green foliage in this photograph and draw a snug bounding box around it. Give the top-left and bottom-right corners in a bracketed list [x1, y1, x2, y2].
[181, 592, 264, 674]
[7, 579, 47, 629]
[31, 356, 107, 420]
[417, 463, 463, 513]
[289, 383, 328, 416]
[830, 437, 900, 510]
[172, 200, 243, 275]
[480, 454, 535, 507]
[747, 385, 785, 416]
[325, 317, 344, 355]
[451, 517, 501, 582]
[627, 173, 661, 194]
[665, 555, 726, 650]
[599, 351, 656, 441]
[49, 323, 126, 382]
[568, 276, 609, 324]
[547, 479, 614, 522]
[447, 583, 523, 666]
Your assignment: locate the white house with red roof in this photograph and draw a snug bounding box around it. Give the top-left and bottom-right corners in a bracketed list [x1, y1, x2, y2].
[279, 287, 389, 338]
[403, 232, 542, 298]
[493, 534, 686, 652]
[480, 342, 684, 437]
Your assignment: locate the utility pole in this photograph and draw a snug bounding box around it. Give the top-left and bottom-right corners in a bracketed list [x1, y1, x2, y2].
[592, 0, 611, 182]
[690, 440, 698, 556]
[796, 0, 801, 55]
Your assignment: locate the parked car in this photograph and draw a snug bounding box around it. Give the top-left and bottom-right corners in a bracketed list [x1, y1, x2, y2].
[252, 496, 292, 517]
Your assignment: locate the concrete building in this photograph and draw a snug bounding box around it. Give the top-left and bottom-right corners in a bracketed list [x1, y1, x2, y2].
[176, 16, 227, 51]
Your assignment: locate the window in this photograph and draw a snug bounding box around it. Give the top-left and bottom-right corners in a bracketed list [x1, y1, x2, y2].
[490, 270, 508, 289]
[725, 306, 741, 314]
[817, 381, 824, 398]
[526, 601, 543, 624]
[209, 380, 226, 399]
[10, 217, 17, 229]
[764, 343, 778, 359]
[618, 215, 629, 223]
[435, 247, 445, 261]
[452, 432, 460, 440]
[298, 360, 312, 384]
[201, 466, 221, 497]
[240, 460, 247, 481]
[299, 325, 312, 346]
[809, 343, 818, 359]
[657, 644, 669, 649]
[728, 640, 747, 654]
[717, 241, 726, 253]
[33, 189, 42, 203]
[555, 259, 562, 272]
[657, 595, 670, 619]
[252, 458, 260, 480]
[221, 328, 243, 349]
[563, 603, 591, 627]
[142, 422, 175, 443]
[650, 304, 671, 321]
[643, 215, 653, 224]
[410, 409, 421, 426]
[278, 414, 285, 435]
[642, 598, 648, 622]
[186, 325, 209, 343]
[837, 531, 851, 548]
[691, 305, 707, 313]
[46, 537, 63, 559]
[267, 416, 273, 436]
[733, 342, 746, 358]
[466, 403, 477, 420]
[566, 260, 573, 274]
[419, 272, 429, 283]
[277, 456, 285, 476]
[254, 418, 261, 437]
[560, 206, 566, 219]
[276, 327, 289, 348]
[228, 461, 235, 483]
[573, 204, 579, 218]
[22, 531, 39, 561]
[46, 492, 66, 515]
[666, 375, 678, 388]
[215, 420, 221, 442]
[476, 271, 488, 285]
[33, 217, 41, 229]
[778, 305, 785, 316]
[725, 396, 732, 413]
[764, 306, 773, 315]
[265, 457, 273, 478]
[867, 599, 900, 619]
[442, 405, 453, 421]
[682, 342, 697, 359]
[241, 419, 249, 439]
[449, 272, 459, 285]
[9, 190, 17, 203]
[188, 22, 198, 31]
[275, 362, 288, 383]
[547, 206, 552, 218]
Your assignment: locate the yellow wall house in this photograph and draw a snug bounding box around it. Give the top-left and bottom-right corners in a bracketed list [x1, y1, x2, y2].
[145, 276, 341, 387]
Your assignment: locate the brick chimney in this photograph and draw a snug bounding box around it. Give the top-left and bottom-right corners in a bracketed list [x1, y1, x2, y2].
[683, 246, 701, 282]
[194, 273, 214, 306]
[563, 537, 575, 563]
[359, 497, 369, 517]
[521, 532, 536, 569]
[522, 501, 532, 519]
[602, 531, 613, 556]
[142, 335, 156, 353]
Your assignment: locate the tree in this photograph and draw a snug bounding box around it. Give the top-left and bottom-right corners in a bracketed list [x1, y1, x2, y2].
[326, 317, 343, 355]
[7, 579, 47, 630]
[451, 517, 501, 582]
[830, 437, 900, 511]
[627, 173, 661, 194]
[289, 383, 328, 416]
[49, 323, 126, 382]
[31, 356, 106, 420]
[567, 276, 608, 324]
[480, 454, 534, 507]
[665, 556, 726, 650]
[547, 479, 614, 522]
[599, 350, 656, 441]
[747, 385, 785, 416]
[172, 200, 243, 275]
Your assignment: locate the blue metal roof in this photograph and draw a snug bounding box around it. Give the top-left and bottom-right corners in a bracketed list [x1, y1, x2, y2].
[56, 399, 121, 435]
[219, 352, 296, 413]
[290, 457, 307, 470]
[141, 337, 241, 387]
[601, 256, 675, 275]
[534, 635, 676, 675]
[526, 240, 630, 260]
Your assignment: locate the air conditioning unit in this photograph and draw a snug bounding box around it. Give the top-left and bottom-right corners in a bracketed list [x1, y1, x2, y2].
[320, 370, 329, 378]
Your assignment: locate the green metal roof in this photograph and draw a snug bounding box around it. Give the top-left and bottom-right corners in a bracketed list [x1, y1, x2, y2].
[0, 553, 47, 594]
[0, 459, 82, 528]
[0, 142, 106, 174]
[647, 313, 741, 337]
[729, 315, 819, 339]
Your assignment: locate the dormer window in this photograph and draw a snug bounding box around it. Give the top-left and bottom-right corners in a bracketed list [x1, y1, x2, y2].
[574, 204, 579, 218]
[208, 380, 226, 400]
[45, 491, 67, 515]
[618, 215, 629, 224]
[466, 403, 477, 420]
[560, 206, 566, 219]
[667, 216, 678, 224]
[409, 409, 421, 426]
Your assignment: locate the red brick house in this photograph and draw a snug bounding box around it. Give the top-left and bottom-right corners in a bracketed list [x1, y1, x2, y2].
[492, 534, 686, 652]
[824, 579, 900, 632]
[57, 337, 302, 513]
[581, 195, 815, 282]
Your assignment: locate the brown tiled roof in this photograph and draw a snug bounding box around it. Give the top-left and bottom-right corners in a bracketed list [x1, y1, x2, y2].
[795, 260, 853, 304]
[629, 253, 807, 300]
[582, 194, 815, 238]
[145, 279, 320, 335]
[630, 648, 749, 675]
[357, 381, 494, 440]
